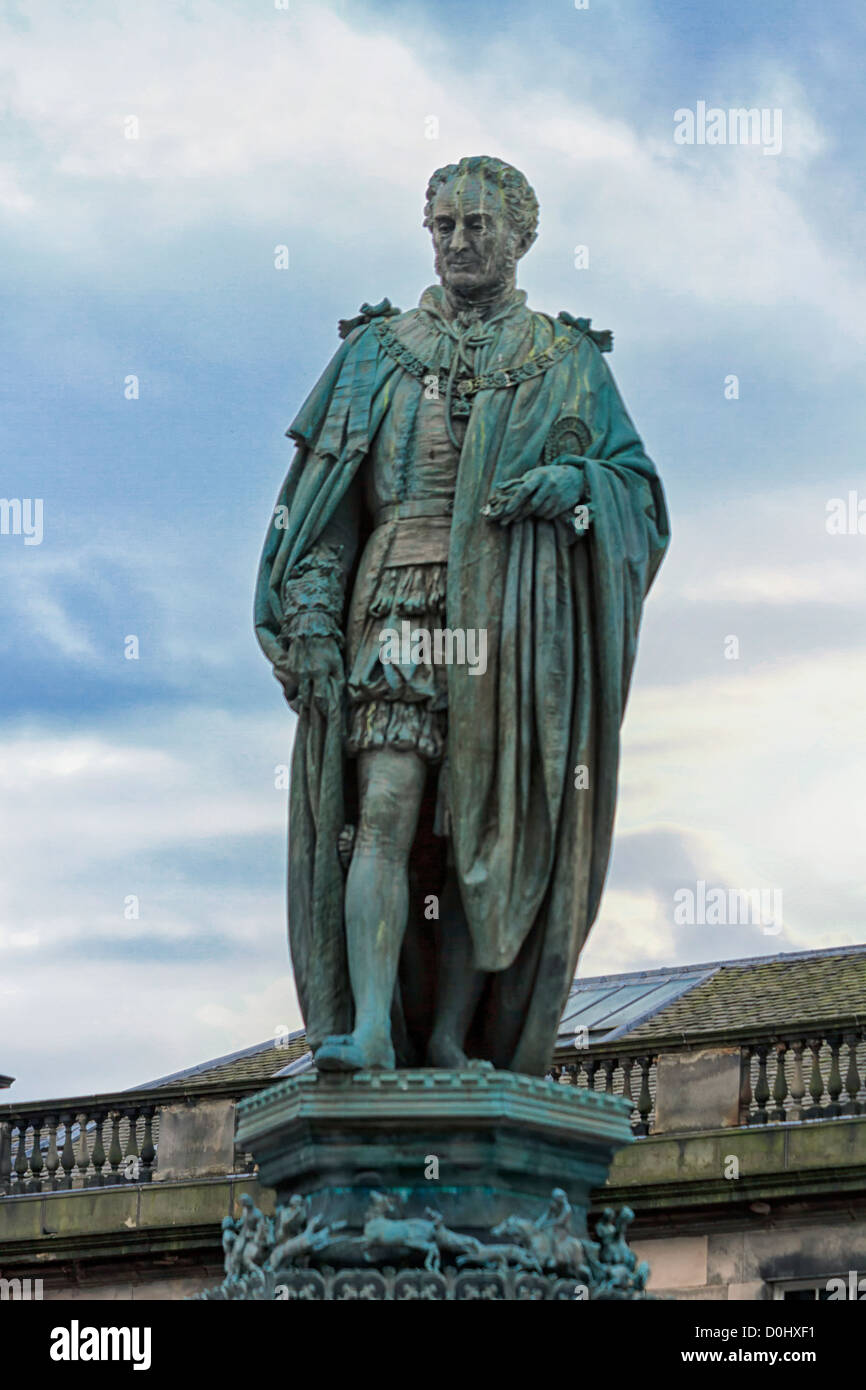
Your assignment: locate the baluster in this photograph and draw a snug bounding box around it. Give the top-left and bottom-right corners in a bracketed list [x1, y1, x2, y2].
[842, 1032, 862, 1116]
[0, 1120, 11, 1193]
[76, 1111, 91, 1185]
[620, 1057, 636, 1128]
[601, 1057, 616, 1094]
[107, 1111, 123, 1184]
[44, 1116, 60, 1191]
[123, 1107, 140, 1183]
[826, 1034, 843, 1118]
[771, 1042, 789, 1123]
[635, 1056, 653, 1136]
[739, 1047, 754, 1124]
[28, 1112, 44, 1192]
[13, 1120, 29, 1192]
[58, 1113, 76, 1189]
[584, 1057, 599, 1092]
[89, 1111, 106, 1186]
[788, 1041, 806, 1122]
[751, 1045, 770, 1125]
[805, 1039, 825, 1119]
[140, 1107, 155, 1182]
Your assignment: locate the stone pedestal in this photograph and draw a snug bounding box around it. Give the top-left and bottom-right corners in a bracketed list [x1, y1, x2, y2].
[238, 1067, 631, 1236]
[198, 1069, 650, 1300]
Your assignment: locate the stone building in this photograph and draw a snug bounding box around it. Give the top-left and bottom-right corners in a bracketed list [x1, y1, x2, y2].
[1, 943, 864, 1300]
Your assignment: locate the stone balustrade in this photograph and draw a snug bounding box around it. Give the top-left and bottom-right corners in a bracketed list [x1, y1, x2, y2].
[741, 1031, 866, 1125]
[0, 1078, 267, 1197]
[550, 1055, 657, 1135]
[551, 1023, 866, 1137]
[3, 1028, 865, 1197]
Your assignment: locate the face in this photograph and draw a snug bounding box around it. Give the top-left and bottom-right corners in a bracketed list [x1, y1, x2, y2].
[430, 173, 525, 297]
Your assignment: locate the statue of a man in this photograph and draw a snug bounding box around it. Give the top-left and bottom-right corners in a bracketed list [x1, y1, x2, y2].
[255, 156, 668, 1074]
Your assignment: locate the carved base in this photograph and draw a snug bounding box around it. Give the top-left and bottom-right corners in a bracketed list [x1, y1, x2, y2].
[199, 1070, 651, 1301]
[201, 1266, 650, 1301]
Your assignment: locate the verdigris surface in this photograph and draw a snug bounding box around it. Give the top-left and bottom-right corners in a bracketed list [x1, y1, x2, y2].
[196, 1069, 651, 1300]
[199, 1190, 649, 1301]
[255, 156, 669, 1075]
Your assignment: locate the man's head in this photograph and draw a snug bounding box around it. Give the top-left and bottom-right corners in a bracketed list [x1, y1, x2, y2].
[423, 156, 538, 302]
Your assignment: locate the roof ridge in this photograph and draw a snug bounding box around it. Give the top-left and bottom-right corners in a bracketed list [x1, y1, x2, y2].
[571, 943, 866, 992]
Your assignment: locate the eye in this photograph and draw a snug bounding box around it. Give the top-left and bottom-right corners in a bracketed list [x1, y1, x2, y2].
[436, 218, 455, 233]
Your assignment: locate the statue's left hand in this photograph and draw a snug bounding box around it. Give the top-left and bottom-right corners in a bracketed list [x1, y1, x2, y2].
[485, 462, 586, 524]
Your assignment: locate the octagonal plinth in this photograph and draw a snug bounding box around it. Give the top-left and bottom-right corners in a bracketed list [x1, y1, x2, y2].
[236, 1068, 633, 1241]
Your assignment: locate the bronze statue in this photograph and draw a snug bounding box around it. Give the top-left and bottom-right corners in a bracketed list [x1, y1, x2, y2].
[255, 156, 669, 1074]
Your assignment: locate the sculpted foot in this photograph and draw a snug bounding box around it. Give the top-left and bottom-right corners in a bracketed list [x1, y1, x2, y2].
[315, 1030, 395, 1072]
[425, 1031, 470, 1069]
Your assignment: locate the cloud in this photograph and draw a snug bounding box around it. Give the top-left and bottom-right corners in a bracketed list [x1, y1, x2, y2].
[1, 0, 863, 353]
[0, 702, 299, 1099]
[616, 648, 866, 939]
[1, 958, 301, 1101]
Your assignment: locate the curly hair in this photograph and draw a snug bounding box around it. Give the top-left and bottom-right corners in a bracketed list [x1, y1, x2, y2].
[423, 156, 539, 250]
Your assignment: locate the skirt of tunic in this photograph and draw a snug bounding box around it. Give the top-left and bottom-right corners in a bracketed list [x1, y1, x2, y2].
[345, 547, 450, 765]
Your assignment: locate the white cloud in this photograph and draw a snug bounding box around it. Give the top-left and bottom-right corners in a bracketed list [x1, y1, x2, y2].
[1, 958, 300, 1100]
[1, 0, 863, 347]
[618, 650, 866, 930]
[579, 889, 677, 977]
[0, 707, 289, 940]
[680, 563, 864, 605]
[0, 163, 33, 213]
[0, 704, 299, 1099]
[657, 483, 866, 607]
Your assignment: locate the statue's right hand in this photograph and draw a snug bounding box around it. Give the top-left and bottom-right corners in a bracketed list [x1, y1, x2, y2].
[274, 635, 344, 714]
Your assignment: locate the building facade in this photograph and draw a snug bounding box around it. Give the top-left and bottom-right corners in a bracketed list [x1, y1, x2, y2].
[2, 945, 865, 1300]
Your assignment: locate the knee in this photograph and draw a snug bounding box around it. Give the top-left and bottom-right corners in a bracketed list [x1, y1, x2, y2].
[354, 795, 412, 862]
[355, 764, 421, 863]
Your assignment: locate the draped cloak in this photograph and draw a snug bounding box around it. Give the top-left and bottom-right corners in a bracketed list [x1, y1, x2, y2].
[254, 288, 670, 1075]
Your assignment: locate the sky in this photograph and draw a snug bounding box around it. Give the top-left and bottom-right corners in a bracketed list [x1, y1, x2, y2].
[1, 0, 865, 1100]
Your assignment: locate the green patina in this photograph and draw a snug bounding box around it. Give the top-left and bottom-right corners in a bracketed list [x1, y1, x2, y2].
[254, 156, 669, 1078]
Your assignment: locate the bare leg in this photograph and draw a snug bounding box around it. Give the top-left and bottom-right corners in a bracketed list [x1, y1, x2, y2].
[426, 869, 487, 1068]
[316, 747, 427, 1072]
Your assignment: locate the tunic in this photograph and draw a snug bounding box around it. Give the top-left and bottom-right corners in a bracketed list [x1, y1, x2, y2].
[345, 375, 467, 764]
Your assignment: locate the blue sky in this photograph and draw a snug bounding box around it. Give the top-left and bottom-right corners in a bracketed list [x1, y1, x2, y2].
[1, 0, 865, 1099]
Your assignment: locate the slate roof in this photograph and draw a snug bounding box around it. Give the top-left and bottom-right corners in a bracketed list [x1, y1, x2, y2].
[131, 1030, 310, 1091]
[132, 945, 866, 1087]
[606, 944, 866, 1048]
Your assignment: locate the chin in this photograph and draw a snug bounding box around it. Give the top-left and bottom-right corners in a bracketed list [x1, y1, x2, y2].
[445, 274, 487, 294]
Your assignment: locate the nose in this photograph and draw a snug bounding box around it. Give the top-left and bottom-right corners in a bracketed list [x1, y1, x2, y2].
[449, 220, 468, 253]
